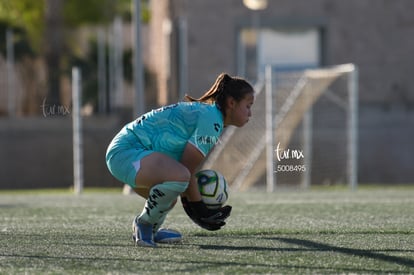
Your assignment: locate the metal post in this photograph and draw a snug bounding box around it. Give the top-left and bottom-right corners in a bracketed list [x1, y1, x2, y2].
[253, 11, 261, 81]
[178, 17, 188, 101]
[302, 81, 313, 189]
[97, 29, 107, 113]
[72, 67, 83, 195]
[265, 65, 274, 192]
[236, 31, 246, 78]
[348, 65, 359, 191]
[113, 16, 124, 108]
[302, 109, 313, 189]
[108, 26, 115, 113]
[132, 0, 145, 117]
[6, 29, 16, 117]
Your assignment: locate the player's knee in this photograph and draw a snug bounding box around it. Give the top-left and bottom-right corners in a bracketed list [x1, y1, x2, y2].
[176, 166, 191, 182]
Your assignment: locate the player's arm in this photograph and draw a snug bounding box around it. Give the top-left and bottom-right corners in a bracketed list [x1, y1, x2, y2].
[180, 142, 231, 231]
[180, 142, 204, 201]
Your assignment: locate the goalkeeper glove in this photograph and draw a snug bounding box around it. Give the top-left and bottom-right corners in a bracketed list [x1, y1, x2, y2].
[181, 197, 232, 231]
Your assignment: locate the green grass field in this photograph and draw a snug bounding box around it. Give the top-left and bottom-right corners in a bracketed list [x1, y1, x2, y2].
[1, 186, 414, 274]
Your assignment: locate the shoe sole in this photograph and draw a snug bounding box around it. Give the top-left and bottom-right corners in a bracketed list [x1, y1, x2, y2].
[132, 230, 182, 244]
[133, 233, 181, 244]
[155, 236, 182, 244]
[136, 239, 156, 247]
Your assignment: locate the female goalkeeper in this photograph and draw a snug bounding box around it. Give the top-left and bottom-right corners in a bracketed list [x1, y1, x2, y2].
[106, 73, 254, 247]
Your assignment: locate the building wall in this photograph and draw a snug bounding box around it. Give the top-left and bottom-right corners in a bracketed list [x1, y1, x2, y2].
[180, 0, 414, 106]
[2, 1, 412, 189]
[159, 0, 414, 184]
[0, 116, 125, 189]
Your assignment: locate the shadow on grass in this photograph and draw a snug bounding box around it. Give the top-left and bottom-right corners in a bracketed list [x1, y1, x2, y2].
[274, 237, 414, 268]
[195, 235, 414, 273]
[0, 203, 28, 208]
[196, 243, 411, 274]
[0, 252, 377, 275]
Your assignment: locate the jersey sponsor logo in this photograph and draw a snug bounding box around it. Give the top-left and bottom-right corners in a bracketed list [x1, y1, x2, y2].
[214, 123, 221, 132]
[197, 135, 221, 145]
[194, 129, 221, 146]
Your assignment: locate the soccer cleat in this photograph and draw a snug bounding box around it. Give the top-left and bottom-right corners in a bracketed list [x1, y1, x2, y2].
[132, 217, 156, 247]
[154, 228, 182, 243]
[133, 225, 182, 244]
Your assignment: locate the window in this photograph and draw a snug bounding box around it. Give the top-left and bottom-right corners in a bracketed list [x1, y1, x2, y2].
[238, 26, 322, 81]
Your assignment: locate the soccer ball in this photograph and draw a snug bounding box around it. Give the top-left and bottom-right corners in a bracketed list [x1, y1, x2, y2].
[196, 169, 228, 209]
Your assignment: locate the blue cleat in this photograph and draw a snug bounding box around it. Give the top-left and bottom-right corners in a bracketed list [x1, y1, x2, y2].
[132, 217, 156, 247]
[154, 228, 182, 243]
[132, 219, 182, 244]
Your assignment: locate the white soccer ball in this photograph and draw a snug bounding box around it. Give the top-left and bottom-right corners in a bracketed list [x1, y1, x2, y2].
[196, 169, 228, 209]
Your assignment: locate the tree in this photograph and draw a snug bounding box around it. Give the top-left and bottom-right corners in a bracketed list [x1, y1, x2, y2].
[0, 0, 137, 106]
[43, 0, 63, 106]
[0, 0, 44, 50]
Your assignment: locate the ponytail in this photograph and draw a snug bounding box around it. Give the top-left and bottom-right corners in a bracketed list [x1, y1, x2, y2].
[185, 73, 253, 115]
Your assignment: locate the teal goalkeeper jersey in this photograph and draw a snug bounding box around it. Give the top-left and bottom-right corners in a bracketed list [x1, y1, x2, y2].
[124, 102, 224, 160]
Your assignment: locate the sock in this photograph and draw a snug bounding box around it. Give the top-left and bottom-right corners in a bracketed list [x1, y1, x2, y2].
[139, 181, 188, 225]
[153, 196, 181, 232]
[153, 211, 167, 233]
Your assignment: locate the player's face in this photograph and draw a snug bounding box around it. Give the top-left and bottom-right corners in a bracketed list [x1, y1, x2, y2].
[225, 93, 254, 127]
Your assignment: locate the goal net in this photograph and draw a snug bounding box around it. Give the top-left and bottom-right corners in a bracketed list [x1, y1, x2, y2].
[202, 64, 358, 191]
